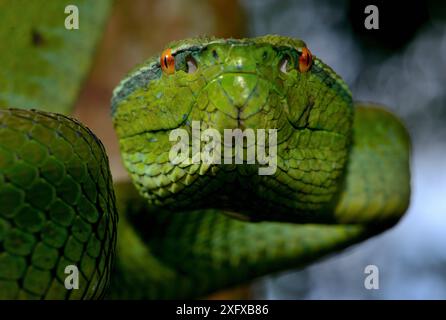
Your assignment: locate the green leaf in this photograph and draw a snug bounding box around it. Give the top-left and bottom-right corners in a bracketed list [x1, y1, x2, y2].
[0, 0, 113, 114]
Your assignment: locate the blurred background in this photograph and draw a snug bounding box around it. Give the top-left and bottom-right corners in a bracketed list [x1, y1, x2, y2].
[73, 0, 446, 299]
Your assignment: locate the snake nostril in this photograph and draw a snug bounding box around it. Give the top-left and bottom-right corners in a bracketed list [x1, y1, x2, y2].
[186, 55, 198, 73]
[279, 54, 291, 73]
[212, 49, 219, 60]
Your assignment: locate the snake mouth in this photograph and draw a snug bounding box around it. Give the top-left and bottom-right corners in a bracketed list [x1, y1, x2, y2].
[113, 70, 279, 140]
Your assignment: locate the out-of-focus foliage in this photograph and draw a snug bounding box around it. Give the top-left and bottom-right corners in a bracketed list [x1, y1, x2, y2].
[0, 0, 112, 114]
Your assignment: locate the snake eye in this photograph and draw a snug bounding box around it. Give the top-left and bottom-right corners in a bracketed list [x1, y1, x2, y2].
[279, 54, 292, 73]
[186, 55, 198, 73]
[160, 48, 175, 75]
[298, 47, 312, 73]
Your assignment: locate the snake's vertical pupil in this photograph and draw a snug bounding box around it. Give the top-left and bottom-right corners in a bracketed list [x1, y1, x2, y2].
[160, 48, 175, 74]
[298, 47, 312, 73]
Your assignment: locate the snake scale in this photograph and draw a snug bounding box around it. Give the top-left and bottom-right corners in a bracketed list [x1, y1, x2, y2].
[0, 35, 411, 299]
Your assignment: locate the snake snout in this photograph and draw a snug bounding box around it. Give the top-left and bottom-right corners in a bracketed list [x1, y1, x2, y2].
[200, 73, 272, 129]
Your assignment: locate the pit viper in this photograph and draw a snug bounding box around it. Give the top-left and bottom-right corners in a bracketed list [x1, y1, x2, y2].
[0, 35, 411, 299]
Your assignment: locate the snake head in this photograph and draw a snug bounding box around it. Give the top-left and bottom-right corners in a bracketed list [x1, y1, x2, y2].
[111, 35, 355, 223]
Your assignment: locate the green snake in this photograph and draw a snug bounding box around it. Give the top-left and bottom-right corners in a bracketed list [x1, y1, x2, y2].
[0, 35, 410, 299]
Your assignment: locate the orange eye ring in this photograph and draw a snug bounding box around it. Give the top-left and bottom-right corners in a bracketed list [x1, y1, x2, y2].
[298, 47, 312, 73]
[160, 48, 175, 75]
